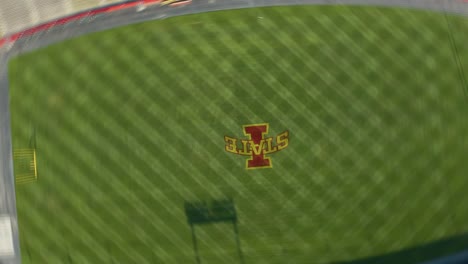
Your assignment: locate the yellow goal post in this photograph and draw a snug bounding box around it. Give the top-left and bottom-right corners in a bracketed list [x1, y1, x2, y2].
[13, 149, 37, 184]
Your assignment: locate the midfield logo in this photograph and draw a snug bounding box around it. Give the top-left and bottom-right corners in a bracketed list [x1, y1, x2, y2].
[224, 123, 289, 169]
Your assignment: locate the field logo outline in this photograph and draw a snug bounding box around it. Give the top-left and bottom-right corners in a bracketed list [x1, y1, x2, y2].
[224, 123, 289, 169]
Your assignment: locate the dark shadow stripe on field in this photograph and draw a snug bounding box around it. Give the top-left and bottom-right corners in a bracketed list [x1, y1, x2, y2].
[332, 232, 468, 264]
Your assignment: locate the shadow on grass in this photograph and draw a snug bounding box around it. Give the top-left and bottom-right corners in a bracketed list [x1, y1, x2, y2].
[333, 232, 468, 264]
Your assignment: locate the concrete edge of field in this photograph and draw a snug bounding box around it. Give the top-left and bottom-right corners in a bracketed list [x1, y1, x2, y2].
[0, 0, 467, 263]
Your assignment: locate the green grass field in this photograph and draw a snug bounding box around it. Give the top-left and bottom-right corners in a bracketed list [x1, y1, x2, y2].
[7, 5, 468, 264]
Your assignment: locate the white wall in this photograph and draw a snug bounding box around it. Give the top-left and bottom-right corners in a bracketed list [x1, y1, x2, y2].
[0, 0, 122, 37]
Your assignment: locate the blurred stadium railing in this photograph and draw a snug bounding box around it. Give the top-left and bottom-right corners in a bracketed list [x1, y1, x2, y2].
[1, 0, 468, 39]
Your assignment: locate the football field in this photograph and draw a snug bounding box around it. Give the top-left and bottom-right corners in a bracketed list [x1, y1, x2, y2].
[7, 5, 468, 263]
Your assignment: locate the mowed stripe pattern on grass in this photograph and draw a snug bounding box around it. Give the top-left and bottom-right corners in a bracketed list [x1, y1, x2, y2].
[8, 5, 468, 264]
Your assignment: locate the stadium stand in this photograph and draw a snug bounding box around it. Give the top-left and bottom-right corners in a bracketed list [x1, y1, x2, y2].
[0, 0, 121, 37]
